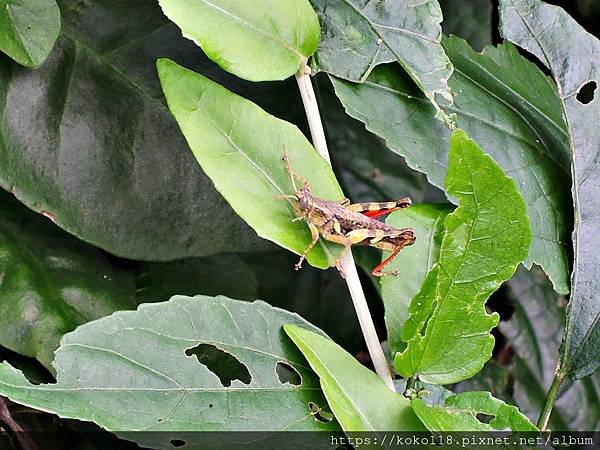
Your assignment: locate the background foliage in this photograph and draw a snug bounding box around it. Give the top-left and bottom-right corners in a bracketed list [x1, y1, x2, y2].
[0, 0, 598, 448]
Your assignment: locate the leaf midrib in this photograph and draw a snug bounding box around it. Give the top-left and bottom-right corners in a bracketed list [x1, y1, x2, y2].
[197, 0, 304, 59]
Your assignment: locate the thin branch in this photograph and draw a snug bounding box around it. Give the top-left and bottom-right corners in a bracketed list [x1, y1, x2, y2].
[536, 363, 564, 431]
[0, 396, 41, 450]
[295, 61, 395, 391]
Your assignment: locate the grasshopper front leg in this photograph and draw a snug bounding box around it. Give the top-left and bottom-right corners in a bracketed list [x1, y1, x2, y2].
[295, 222, 320, 271]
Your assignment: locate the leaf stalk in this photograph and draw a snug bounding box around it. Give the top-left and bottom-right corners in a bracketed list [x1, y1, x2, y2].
[295, 62, 395, 391]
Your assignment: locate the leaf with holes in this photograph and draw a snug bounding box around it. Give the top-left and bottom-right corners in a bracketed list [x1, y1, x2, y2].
[412, 391, 537, 432]
[158, 58, 344, 269]
[331, 35, 572, 295]
[0, 0, 60, 67]
[310, 0, 453, 110]
[500, 0, 600, 381]
[159, 0, 320, 81]
[381, 204, 453, 354]
[0, 190, 136, 372]
[394, 130, 531, 384]
[284, 324, 425, 432]
[0, 296, 340, 449]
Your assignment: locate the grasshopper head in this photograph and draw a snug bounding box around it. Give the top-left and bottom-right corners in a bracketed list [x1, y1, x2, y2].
[293, 184, 314, 217]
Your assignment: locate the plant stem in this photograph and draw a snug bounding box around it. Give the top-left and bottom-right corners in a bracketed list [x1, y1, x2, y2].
[295, 62, 395, 391]
[537, 364, 564, 431]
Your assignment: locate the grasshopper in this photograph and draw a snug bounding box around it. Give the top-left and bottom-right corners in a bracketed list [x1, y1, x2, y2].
[281, 151, 415, 277]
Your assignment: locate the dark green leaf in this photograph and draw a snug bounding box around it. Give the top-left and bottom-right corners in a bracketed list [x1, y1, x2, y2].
[0, 190, 136, 371]
[135, 254, 258, 303]
[284, 324, 425, 432]
[499, 0, 600, 381]
[159, 0, 320, 81]
[412, 391, 537, 431]
[502, 266, 600, 430]
[331, 35, 572, 295]
[381, 204, 452, 354]
[394, 130, 531, 384]
[311, 0, 453, 109]
[316, 75, 430, 205]
[0, 296, 339, 447]
[0, 0, 60, 67]
[439, 0, 492, 51]
[0, 0, 292, 262]
[158, 58, 344, 269]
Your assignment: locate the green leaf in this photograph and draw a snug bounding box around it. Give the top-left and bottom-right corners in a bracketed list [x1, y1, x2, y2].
[158, 58, 344, 269]
[0, 296, 339, 447]
[158, 0, 320, 81]
[0, 0, 60, 67]
[0, 190, 136, 372]
[454, 360, 513, 405]
[439, 0, 493, 51]
[330, 36, 572, 295]
[0, 0, 282, 261]
[499, 0, 600, 381]
[381, 204, 452, 354]
[394, 130, 531, 384]
[316, 75, 430, 205]
[284, 324, 425, 432]
[310, 0, 453, 107]
[412, 391, 537, 431]
[502, 266, 600, 431]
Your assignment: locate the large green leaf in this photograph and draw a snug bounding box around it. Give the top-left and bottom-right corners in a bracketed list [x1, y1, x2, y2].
[310, 0, 453, 109]
[316, 75, 430, 205]
[0, 0, 60, 67]
[0, 296, 339, 448]
[381, 204, 452, 354]
[0, 190, 136, 371]
[394, 130, 531, 384]
[502, 266, 600, 431]
[158, 58, 344, 269]
[439, 0, 492, 51]
[284, 324, 425, 432]
[500, 0, 600, 381]
[412, 391, 537, 432]
[159, 0, 320, 81]
[0, 0, 298, 261]
[331, 36, 572, 295]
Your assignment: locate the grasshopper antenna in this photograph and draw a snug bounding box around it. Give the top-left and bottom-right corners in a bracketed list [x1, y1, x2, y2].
[282, 145, 310, 192]
[282, 145, 299, 192]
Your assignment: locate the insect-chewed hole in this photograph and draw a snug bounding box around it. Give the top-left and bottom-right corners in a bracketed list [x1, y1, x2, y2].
[476, 413, 495, 424]
[170, 438, 186, 448]
[185, 343, 251, 387]
[276, 361, 301, 386]
[308, 401, 334, 423]
[577, 80, 596, 104]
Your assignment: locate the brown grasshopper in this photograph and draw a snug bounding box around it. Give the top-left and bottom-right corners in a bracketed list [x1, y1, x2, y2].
[281, 151, 415, 277]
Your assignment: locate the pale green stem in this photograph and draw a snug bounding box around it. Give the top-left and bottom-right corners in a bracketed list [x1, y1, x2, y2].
[537, 364, 565, 431]
[295, 62, 395, 391]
